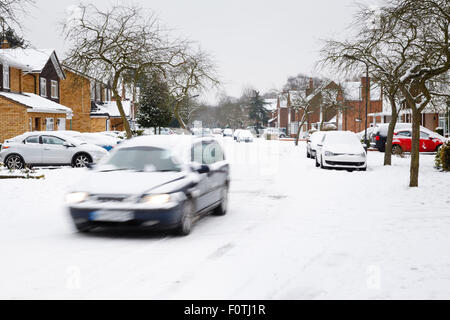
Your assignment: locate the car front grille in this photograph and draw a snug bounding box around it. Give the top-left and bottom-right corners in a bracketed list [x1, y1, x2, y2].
[93, 195, 129, 202]
[326, 161, 365, 166]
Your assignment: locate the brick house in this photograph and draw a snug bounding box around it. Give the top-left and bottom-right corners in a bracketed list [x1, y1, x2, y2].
[0, 42, 73, 143]
[269, 77, 384, 137]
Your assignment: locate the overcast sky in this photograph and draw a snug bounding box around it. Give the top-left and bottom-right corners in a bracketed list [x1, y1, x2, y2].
[21, 0, 378, 103]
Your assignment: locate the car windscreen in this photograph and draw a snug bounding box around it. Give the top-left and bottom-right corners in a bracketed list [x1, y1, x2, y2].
[100, 147, 182, 172]
[325, 133, 360, 145]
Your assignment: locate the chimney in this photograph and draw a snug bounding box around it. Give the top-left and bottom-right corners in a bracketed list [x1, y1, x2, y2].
[306, 78, 314, 97]
[1, 39, 10, 49]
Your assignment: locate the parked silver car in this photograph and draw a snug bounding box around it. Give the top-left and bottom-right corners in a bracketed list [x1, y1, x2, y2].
[0, 131, 108, 169]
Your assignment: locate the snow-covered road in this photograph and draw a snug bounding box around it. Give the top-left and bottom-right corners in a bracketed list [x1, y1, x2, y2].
[1, 139, 449, 299]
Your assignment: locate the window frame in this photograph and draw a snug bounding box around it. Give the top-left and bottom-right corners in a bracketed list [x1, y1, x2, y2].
[50, 80, 59, 98]
[40, 78, 47, 97]
[3, 64, 10, 89]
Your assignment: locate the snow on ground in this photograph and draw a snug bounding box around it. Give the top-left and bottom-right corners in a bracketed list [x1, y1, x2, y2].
[0, 138, 449, 299]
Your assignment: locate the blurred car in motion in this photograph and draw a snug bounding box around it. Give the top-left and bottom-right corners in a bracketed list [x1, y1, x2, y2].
[236, 130, 254, 143]
[391, 128, 444, 154]
[223, 128, 233, 137]
[306, 131, 325, 159]
[66, 135, 230, 236]
[315, 131, 367, 171]
[0, 131, 108, 169]
[262, 128, 286, 139]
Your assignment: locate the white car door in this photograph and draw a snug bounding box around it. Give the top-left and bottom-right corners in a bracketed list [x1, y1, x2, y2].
[41, 135, 73, 164]
[19, 135, 43, 164]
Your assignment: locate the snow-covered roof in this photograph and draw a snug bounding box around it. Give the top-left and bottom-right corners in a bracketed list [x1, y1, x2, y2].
[0, 48, 65, 79]
[91, 100, 132, 118]
[264, 98, 278, 111]
[0, 91, 73, 116]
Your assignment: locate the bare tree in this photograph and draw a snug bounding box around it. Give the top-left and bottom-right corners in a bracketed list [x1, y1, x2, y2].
[62, 3, 185, 138]
[291, 91, 316, 146]
[166, 49, 219, 129]
[0, 0, 34, 31]
[321, 0, 449, 186]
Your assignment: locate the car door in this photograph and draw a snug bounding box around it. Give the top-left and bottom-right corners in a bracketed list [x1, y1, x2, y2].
[191, 142, 212, 213]
[395, 130, 412, 151]
[202, 141, 229, 206]
[41, 135, 72, 164]
[419, 131, 434, 152]
[19, 135, 43, 164]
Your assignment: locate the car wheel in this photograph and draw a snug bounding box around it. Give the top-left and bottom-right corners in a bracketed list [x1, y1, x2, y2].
[212, 186, 228, 216]
[392, 145, 402, 155]
[315, 156, 320, 168]
[73, 154, 92, 168]
[5, 154, 24, 170]
[320, 158, 325, 169]
[306, 149, 311, 158]
[176, 200, 194, 236]
[75, 222, 93, 233]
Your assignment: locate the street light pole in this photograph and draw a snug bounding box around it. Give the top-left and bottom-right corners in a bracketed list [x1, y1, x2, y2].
[365, 63, 369, 149]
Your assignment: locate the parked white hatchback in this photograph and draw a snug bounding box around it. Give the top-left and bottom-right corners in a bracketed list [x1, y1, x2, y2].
[236, 129, 254, 143]
[0, 131, 108, 169]
[315, 131, 367, 171]
[306, 131, 325, 159]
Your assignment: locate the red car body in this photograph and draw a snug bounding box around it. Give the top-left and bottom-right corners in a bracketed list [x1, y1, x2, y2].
[392, 129, 444, 152]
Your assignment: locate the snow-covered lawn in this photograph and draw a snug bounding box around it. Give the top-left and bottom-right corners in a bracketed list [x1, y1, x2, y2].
[0, 139, 449, 299]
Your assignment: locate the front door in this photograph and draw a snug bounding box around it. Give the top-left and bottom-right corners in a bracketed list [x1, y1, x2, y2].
[41, 135, 72, 164]
[35, 118, 41, 131]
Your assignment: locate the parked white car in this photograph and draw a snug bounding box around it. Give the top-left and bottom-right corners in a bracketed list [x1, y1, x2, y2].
[315, 131, 367, 171]
[306, 131, 325, 159]
[236, 130, 254, 143]
[223, 128, 233, 137]
[233, 129, 243, 140]
[262, 128, 286, 139]
[0, 131, 108, 169]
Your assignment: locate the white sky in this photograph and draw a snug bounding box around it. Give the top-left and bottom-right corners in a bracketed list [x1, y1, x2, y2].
[21, 0, 378, 103]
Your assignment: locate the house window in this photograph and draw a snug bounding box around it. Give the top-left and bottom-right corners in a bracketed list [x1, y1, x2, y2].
[40, 78, 47, 97]
[3, 64, 10, 89]
[45, 118, 54, 131]
[57, 118, 66, 130]
[51, 80, 59, 98]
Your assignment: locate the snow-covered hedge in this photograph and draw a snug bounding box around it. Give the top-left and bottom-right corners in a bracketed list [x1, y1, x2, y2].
[435, 142, 450, 172]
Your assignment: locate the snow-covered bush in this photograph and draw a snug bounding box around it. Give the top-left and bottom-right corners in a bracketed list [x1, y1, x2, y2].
[435, 142, 450, 171]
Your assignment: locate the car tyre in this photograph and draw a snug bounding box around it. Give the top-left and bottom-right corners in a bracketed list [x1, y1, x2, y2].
[392, 144, 403, 156]
[5, 154, 25, 170]
[212, 186, 228, 216]
[306, 149, 311, 158]
[176, 200, 194, 236]
[75, 222, 93, 233]
[72, 153, 92, 168]
[315, 156, 320, 167]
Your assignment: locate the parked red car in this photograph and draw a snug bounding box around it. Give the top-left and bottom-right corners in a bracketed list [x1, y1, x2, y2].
[392, 129, 444, 153]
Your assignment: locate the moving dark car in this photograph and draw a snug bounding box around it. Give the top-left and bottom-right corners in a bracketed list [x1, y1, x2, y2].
[66, 136, 230, 236]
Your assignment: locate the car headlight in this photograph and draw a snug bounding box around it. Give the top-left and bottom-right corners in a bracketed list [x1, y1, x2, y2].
[324, 151, 336, 157]
[65, 192, 89, 204]
[142, 194, 171, 205]
[359, 152, 366, 157]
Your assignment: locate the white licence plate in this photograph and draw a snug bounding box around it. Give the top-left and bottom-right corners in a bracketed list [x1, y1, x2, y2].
[90, 210, 134, 222]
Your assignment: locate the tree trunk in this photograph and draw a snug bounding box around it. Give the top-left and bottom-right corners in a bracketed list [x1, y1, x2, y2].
[409, 111, 421, 187]
[295, 117, 307, 146]
[384, 97, 399, 166]
[112, 89, 132, 139]
[174, 101, 186, 129]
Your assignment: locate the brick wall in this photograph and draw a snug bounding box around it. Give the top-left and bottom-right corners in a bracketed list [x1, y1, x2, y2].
[22, 73, 39, 94]
[90, 117, 108, 132]
[0, 96, 28, 143]
[60, 70, 92, 132]
[9, 67, 22, 93]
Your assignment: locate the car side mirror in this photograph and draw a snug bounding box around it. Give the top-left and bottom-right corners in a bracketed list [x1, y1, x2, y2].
[194, 164, 210, 174]
[317, 144, 323, 147]
[63, 141, 74, 147]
